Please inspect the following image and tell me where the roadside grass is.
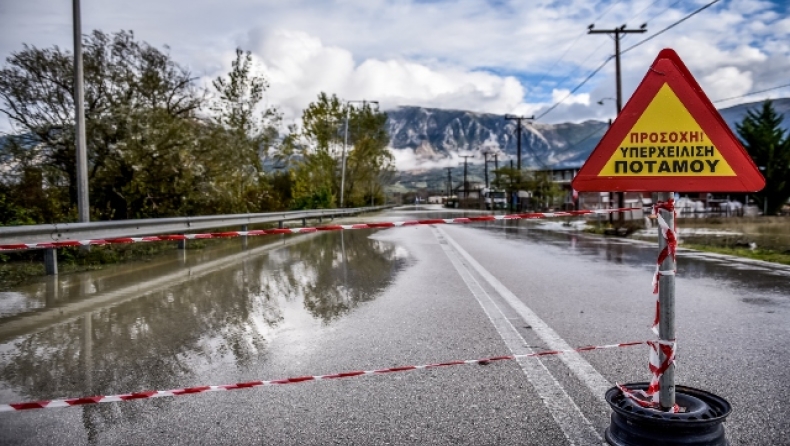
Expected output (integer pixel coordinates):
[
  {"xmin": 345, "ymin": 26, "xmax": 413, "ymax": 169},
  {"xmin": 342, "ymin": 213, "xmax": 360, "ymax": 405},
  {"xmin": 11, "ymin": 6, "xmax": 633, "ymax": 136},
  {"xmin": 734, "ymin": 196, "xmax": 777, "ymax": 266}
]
[
  {"xmin": 580, "ymin": 215, "xmax": 790, "ymax": 266},
  {"xmin": 680, "ymin": 244, "xmax": 790, "ymax": 266},
  {"xmin": 0, "ymin": 240, "xmax": 211, "ymax": 288},
  {"xmin": 0, "ymin": 212, "xmax": 386, "ymax": 289}
]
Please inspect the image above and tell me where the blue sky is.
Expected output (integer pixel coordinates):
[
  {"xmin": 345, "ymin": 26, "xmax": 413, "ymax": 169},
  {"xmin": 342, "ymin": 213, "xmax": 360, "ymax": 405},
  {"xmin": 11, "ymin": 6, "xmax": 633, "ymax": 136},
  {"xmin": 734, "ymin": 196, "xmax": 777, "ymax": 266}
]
[{"xmin": 1, "ymin": 0, "xmax": 789, "ymax": 132}]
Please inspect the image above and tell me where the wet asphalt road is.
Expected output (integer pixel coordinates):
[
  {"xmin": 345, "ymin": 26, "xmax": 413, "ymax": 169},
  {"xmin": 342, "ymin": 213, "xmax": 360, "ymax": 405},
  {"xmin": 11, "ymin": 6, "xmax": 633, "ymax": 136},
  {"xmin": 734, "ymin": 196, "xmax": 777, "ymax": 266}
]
[{"xmin": 0, "ymin": 206, "xmax": 789, "ymax": 445}]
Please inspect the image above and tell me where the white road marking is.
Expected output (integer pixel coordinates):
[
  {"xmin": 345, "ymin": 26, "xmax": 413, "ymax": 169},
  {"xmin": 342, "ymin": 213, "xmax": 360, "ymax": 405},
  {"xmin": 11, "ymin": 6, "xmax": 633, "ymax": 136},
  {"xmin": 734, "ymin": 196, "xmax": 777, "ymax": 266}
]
[
  {"xmin": 436, "ymin": 226, "xmax": 613, "ymax": 401},
  {"xmin": 434, "ymin": 228, "xmax": 603, "ymax": 445}
]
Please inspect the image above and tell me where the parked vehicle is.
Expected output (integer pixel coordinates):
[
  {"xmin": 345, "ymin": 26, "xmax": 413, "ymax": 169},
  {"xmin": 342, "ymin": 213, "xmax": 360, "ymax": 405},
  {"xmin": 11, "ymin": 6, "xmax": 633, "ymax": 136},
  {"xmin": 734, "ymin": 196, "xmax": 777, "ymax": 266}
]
[{"xmin": 482, "ymin": 188, "xmax": 506, "ymax": 210}]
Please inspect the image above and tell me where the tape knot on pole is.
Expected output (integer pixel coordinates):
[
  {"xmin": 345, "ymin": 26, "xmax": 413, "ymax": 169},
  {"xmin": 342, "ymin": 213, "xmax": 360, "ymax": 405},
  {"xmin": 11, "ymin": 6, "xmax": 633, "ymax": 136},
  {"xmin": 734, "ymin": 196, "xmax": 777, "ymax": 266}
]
[{"xmin": 617, "ymin": 340, "xmax": 679, "ymax": 413}]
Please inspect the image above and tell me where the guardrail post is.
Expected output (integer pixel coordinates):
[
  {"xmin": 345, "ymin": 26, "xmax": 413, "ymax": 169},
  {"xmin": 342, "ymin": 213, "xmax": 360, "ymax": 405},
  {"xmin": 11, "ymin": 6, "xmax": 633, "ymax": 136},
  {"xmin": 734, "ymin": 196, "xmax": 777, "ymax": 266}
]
[
  {"xmin": 45, "ymin": 276, "xmax": 59, "ymax": 306},
  {"xmin": 278, "ymin": 221, "xmax": 284, "ymax": 229},
  {"xmin": 302, "ymin": 218, "xmax": 306, "ymax": 227},
  {"xmin": 241, "ymin": 224, "xmax": 248, "ymax": 249},
  {"xmin": 177, "ymin": 237, "xmax": 186, "ymax": 250},
  {"xmin": 44, "ymin": 248, "xmax": 58, "ymax": 276}
]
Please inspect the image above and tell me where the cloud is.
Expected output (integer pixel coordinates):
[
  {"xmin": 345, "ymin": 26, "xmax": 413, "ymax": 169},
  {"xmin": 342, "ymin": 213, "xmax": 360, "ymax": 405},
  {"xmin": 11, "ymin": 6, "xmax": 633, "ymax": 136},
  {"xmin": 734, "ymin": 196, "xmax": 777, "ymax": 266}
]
[
  {"xmin": 1, "ymin": 0, "xmax": 790, "ymax": 133},
  {"xmin": 703, "ymin": 67, "xmax": 754, "ymax": 100},
  {"xmin": 235, "ymin": 28, "xmax": 528, "ymax": 122},
  {"xmin": 390, "ymin": 147, "xmax": 487, "ymax": 172}
]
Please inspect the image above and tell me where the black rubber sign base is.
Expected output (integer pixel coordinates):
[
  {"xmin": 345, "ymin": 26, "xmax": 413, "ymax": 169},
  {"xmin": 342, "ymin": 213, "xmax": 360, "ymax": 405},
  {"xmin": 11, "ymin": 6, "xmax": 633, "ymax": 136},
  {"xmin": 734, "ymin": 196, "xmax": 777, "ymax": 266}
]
[{"xmin": 605, "ymin": 383, "xmax": 732, "ymax": 446}]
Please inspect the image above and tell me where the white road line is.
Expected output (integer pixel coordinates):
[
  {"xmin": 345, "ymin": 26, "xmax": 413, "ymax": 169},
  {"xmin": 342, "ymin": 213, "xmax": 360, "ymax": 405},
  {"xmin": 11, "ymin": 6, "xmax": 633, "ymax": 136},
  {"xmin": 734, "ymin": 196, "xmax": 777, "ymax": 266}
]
[
  {"xmin": 436, "ymin": 226, "xmax": 613, "ymax": 401},
  {"xmin": 434, "ymin": 228, "xmax": 603, "ymax": 446}
]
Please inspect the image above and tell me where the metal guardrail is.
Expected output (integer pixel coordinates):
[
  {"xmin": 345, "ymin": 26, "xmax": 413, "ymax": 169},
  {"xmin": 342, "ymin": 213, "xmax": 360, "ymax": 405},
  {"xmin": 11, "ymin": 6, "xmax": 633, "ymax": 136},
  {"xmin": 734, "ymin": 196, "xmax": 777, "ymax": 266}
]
[{"xmin": 0, "ymin": 206, "xmax": 392, "ymax": 245}]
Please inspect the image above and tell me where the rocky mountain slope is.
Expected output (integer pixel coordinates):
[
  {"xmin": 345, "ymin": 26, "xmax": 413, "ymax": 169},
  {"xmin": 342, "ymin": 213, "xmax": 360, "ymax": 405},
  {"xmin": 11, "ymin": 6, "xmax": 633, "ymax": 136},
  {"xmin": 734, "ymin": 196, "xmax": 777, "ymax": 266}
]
[{"xmin": 386, "ymin": 98, "xmax": 790, "ymax": 173}]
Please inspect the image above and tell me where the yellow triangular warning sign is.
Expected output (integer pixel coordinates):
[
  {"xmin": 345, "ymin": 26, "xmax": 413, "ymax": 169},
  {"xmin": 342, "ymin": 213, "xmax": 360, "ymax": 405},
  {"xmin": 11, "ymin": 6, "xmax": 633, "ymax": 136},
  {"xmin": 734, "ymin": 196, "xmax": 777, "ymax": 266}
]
[{"xmin": 572, "ymin": 49, "xmax": 765, "ymax": 192}]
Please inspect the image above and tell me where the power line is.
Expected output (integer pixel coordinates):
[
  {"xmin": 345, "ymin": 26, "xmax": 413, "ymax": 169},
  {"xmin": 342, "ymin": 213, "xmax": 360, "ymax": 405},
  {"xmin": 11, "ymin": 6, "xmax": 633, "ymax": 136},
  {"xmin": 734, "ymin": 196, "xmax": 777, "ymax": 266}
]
[
  {"xmin": 504, "ymin": 115, "xmax": 534, "ymax": 170},
  {"xmin": 622, "ymin": 0, "xmax": 721, "ymax": 55},
  {"xmin": 624, "ymin": 0, "xmax": 661, "ymax": 23},
  {"xmin": 533, "ymin": 0, "xmax": 624, "ymax": 88},
  {"xmin": 713, "ymin": 83, "xmax": 790, "ymax": 103},
  {"xmin": 535, "ymin": 55, "xmax": 613, "ymax": 120},
  {"xmin": 547, "ymin": 40, "xmax": 610, "ymax": 92},
  {"xmin": 588, "ymin": 25, "xmax": 648, "ymax": 114},
  {"xmin": 554, "ymin": 122, "xmax": 610, "ymax": 157},
  {"xmin": 645, "ymin": 0, "xmax": 684, "ymax": 24},
  {"xmin": 535, "ymin": 0, "xmax": 720, "ymax": 121},
  {"xmin": 593, "ymin": 0, "xmax": 624, "ymax": 23}
]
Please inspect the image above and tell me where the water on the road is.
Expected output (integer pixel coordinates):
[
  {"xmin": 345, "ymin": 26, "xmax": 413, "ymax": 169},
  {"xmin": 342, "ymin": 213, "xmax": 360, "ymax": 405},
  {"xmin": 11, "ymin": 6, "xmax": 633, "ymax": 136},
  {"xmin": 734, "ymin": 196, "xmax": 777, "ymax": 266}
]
[
  {"xmin": 0, "ymin": 230, "xmax": 409, "ymax": 407},
  {"xmin": 1, "ymin": 206, "xmax": 788, "ymax": 445}
]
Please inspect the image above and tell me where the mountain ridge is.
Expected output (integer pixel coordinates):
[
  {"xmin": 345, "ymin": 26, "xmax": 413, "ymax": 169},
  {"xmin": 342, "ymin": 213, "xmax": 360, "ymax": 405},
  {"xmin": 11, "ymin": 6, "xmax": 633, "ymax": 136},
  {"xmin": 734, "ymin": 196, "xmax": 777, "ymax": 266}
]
[{"xmin": 386, "ymin": 98, "xmax": 790, "ymax": 173}]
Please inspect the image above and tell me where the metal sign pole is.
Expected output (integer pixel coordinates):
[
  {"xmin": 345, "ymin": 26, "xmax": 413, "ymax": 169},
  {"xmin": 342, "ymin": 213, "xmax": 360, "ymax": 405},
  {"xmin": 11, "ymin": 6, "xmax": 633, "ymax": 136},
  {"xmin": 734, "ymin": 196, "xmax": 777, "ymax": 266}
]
[{"xmin": 658, "ymin": 191, "xmax": 676, "ymax": 410}]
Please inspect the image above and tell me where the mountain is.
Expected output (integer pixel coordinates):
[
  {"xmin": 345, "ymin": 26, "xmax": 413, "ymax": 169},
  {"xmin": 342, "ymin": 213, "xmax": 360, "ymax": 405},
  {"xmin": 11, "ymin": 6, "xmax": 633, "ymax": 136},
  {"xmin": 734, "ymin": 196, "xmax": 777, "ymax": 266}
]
[{"xmin": 386, "ymin": 98, "xmax": 790, "ymax": 175}]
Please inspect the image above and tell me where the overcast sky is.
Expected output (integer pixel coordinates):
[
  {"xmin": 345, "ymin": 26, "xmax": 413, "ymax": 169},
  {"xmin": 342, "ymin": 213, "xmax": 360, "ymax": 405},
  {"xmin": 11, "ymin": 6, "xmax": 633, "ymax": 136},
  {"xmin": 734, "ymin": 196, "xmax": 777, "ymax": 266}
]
[{"xmin": 1, "ymin": 0, "xmax": 789, "ymax": 133}]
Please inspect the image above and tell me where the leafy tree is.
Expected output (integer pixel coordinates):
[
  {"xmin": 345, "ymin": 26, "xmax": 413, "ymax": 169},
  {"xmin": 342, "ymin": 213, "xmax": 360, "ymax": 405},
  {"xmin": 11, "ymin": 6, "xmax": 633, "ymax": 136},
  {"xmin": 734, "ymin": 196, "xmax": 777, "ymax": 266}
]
[
  {"xmin": 290, "ymin": 93, "xmax": 344, "ymax": 208},
  {"xmin": 0, "ymin": 32, "xmax": 293, "ymax": 223},
  {"xmin": 736, "ymin": 100, "xmax": 790, "ymax": 215},
  {"xmin": 0, "ymin": 30, "xmax": 204, "ymax": 220},
  {"xmin": 492, "ymin": 168, "xmax": 563, "ymax": 211},
  {"xmin": 290, "ymin": 93, "xmax": 392, "ymax": 209},
  {"xmin": 205, "ymin": 48, "xmax": 281, "ymax": 213},
  {"xmin": 342, "ymin": 103, "xmax": 394, "ymax": 207}
]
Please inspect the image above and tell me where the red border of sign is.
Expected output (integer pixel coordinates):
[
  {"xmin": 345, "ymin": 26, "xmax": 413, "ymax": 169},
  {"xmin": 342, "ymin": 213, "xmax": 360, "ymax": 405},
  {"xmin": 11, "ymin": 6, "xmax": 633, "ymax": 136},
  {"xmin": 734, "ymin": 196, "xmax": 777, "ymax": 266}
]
[{"xmin": 572, "ymin": 49, "xmax": 765, "ymax": 192}]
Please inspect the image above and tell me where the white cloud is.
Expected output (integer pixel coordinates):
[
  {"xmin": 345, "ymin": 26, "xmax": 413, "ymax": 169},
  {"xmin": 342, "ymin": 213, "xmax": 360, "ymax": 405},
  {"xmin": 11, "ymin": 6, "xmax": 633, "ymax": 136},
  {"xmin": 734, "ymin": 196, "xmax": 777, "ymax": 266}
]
[
  {"xmin": 1, "ymin": 0, "xmax": 789, "ymax": 132},
  {"xmin": 390, "ymin": 147, "xmax": 487, "ymax": 172},
  {"xmin": 703, "ymin": 67, "xmax": 754, "ymax": 100},
  {"xmin": 238, "ymin": 29, "xmax": 529, "ymax": 122},
  {"xmin": 551, "ymin": 89, "xmax": 590, "ymax": 106}
]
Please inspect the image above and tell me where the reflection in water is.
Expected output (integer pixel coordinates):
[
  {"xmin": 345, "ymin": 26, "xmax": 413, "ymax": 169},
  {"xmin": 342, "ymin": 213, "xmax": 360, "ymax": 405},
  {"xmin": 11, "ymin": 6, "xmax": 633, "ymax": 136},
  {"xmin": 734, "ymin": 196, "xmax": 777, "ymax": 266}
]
[
  {"xmin": 0, "ymin": 230, "xmax": 407, "ymax": 439},
  {"xmin": 481, "ymin": 221, "xmax": 790, "ymax": 295}
]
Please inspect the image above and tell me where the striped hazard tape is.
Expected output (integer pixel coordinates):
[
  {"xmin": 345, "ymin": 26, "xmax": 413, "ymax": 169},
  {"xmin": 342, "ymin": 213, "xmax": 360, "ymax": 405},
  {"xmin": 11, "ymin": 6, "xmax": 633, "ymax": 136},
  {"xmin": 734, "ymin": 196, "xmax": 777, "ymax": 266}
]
[
  {"xmin": 0, "ymin": 340, "xmax": 647, "ymax": 412},
  {"xmin": 619, "ymin": 198, "xmax": 679, "ymax": 412},
  {"xmin": 0, "ymin": 208, "xmax": 640, "ymax": 252}
]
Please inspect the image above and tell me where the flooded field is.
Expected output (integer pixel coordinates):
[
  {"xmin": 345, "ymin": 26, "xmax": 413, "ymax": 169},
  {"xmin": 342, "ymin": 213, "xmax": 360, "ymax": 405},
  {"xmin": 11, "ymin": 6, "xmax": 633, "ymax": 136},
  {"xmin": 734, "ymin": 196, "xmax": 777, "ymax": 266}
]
[{"xmin": 675, "ymin": 216, "xmax": 790, "ymax": 251}]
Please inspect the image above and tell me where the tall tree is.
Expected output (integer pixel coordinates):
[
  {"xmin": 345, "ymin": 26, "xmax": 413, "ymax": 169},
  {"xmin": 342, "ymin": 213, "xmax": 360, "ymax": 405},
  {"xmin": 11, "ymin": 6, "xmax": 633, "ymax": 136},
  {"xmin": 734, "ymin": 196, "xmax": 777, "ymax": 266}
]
[
  {"xmin": 290, "ymin": 93, "xmax": 392, "ymax": 209},
  {"xmin": 206, "ymin": 48, "xmax": 280, "ymax": 213},
  {"xmin": 343, "ymin": 102, "xmax": 393, "ymax": 207},
  {"xmin": 0, "ymin": 30, "xmax": 204, "ymax": 220},
  {"xmin": 291, "ymin": 93, "xmax": 344, "ymax": 209},
  {"xmin": 736, "ymin": 100, "xmax": 790, "ymax": 215}
]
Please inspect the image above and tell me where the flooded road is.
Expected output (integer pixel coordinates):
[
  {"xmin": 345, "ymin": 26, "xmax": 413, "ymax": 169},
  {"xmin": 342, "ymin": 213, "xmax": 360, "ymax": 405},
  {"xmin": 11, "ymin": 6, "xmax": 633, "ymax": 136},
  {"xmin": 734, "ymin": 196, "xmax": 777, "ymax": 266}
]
[{"xmin": 1, "ymin": 206, "xmax": 788, "ymax": 445}]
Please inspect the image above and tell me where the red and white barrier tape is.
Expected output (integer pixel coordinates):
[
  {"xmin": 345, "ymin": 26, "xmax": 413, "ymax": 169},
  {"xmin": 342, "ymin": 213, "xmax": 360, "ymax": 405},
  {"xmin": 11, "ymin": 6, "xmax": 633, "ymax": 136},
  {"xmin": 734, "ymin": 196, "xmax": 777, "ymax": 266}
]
[
  {"xmin": 620, "ymin": 199, "xmax": 678, "ymax": 412},
  {"xmin": 0, "ymin": 340, "xmax": 647, "ymax": 413},
  {"xmin": 0, "ymin": 208, "xmax": 640, "ymax": 252},
  {"xmin": 616, "ymin": 340, "xmax": 677, "ymax": 411}
]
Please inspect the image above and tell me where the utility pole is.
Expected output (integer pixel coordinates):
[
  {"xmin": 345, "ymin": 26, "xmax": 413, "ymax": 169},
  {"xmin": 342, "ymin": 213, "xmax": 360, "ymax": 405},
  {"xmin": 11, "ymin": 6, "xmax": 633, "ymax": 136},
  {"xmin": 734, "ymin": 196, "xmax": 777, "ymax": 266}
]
[
  {"xmin": 461, "ymin": 155, "xmax": 471, "ymax": 200},
  {"xmin": 504, "ymin": 115, "xmax": 534, "ymax": 171},
  {"xmin": 589, "ymin": 24, "xmax": 646, "ymax": 223},
  {"xmin": 588, "ymin": 23, "xmax": 647, "ymax": 114},
  {"xmin": 509, "ymin": 160, "xmax": 514, "ymax": 212},
  {"xmin": 446, "ymin": 167, "xmax": 453, "ymax": 198},
  {"xmin": 341, "ymin": 100, "xmax": 379, "ymax": 208},
  {"xmin": 492, "ymin": 153, "xmax": 500, "ymax": 191},
  {"xmin": 483, "ymin": 152, "xmax": 490, "ymax": 188},
  {"xmin": 73, "ymin": 0, "xmax": 88, "ymax": 223}
]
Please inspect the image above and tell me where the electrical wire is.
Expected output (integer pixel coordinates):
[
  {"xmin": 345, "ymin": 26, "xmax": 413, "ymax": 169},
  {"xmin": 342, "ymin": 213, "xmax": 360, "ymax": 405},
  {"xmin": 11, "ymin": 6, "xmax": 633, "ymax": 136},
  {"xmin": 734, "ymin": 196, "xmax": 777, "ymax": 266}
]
[
  {"xmin": 621, "ymin": 0, "xmax": 721, "ymax": 54},
  {"xmin": 624, "ymin": 0, "xmax": 661, "ymax": 24},
  {"xmin": 535, "ymin": 0, "xmax": 721, "ymax": 121},
  {"xmin": 547, "ymin": 40, "xmax": 610, "ymax": 92},
  {"xmin": 593, "ymin": 0, "xmax": 624, "ymax": 23},
  {"xmin": 535, "ymin": 55, "xmax": 614, "ymax": 121},
  {"xmin": 555, "ymin": 122, "xmax": 610, "ymax": 156},
  {"xmin": 713, "ymin": 83, "xmax": 790, "ymax": 103},
  {"xmin": 533, "ymin": 0, "xmax": 625, "ymax": 90}
]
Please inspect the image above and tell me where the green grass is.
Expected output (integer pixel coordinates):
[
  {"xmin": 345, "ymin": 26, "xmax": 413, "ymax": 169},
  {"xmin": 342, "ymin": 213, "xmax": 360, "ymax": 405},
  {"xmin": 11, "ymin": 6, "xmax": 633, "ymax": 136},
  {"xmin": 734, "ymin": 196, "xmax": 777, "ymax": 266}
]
[
  {"xmin": 681, "ymin": 244, "xmax": 790, "ymax": 266},
  {"xmin": 0, "ymin": 238, "xmax": 216, "ymax": 289},
  {"xmin": 0, "ymin": 218, "xmax": 332, "ymax": 289}
]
